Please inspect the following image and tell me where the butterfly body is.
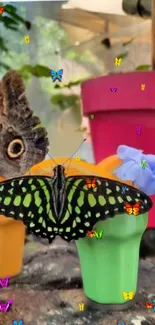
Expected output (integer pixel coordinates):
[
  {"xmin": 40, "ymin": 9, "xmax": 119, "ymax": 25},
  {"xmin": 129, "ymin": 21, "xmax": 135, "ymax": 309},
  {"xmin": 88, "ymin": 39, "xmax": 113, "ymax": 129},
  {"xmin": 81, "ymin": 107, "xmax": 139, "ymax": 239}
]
[
  {"xmin": 0, "ymin": 165, "xmax": 152, "ymax": 243},
  {"xmin": 51, "ymin": 165, "xmax": 66, "ymax": 217},
  {"xmin": 50, "ymin": 69, "xmax": 63, "ymax": 82}
]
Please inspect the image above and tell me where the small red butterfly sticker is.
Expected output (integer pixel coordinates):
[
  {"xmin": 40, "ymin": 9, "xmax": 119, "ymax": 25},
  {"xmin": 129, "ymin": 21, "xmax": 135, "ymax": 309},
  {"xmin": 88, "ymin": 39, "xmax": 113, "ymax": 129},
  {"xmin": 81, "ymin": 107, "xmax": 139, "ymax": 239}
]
[
  {"xmin": 145, "ymin": 302, "xmax": 153, "ymax": 309},
  {"xmin": 87, "ymin": 229, "xmax": 96, "ymax": 238},
  {"xmin": 86, "ymin": 178, "xmax": 96, "ymax": 189},
  {"xmin": 124, "ymin": 201, "xmax": 141, "ymax": 216},
  {"xmin": 0, "ymin": 6, "xmax": 5, "ymax": 15}
]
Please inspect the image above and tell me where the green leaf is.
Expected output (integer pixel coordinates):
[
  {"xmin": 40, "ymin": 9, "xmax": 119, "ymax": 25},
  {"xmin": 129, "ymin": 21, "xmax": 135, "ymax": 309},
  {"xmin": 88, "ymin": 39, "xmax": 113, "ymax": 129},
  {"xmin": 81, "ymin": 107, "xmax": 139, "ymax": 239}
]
[
  {"xmin": 53, "ymin": 78, "xmax": 87, "ymax": 89},
  {"xmin": 51, "ymin": 94, "xmax": 80, "ymax": 111},
  {"xmin": 122, "ymin": 38, "xmax": 135, "ymax": 46},
  {"xmin": 18, "ymin": 65, "xmax": 51, "ymax": 78},
  {"xmin": 5, "ymin": 4, "xmax": 25, "ymax": 24},
  {"xmin": 0, "ymin": 16, "xmax": 19, "ymax": 28},
  {"xmin": 135, "ymin": 65, "xmax": 151, "ymax": 71},
  {"xmin": 116, "ymin": 52, "xmax": 129, "ymax": 60},
  {"xmin": 0, "ymin": 62, "xmax": 11, "ymax": 70},
  {"xmin": 0, "ymin": 36, "xmax": 8, "ymax": 52}
]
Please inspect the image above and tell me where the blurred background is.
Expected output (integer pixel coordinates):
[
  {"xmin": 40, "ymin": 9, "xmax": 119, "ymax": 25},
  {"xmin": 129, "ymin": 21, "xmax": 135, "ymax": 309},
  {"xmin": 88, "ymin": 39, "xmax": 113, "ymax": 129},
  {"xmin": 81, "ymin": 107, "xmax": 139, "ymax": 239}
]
[{"xmin": 0, "ymin": 0, "xmax": 152, "ymax": 162}]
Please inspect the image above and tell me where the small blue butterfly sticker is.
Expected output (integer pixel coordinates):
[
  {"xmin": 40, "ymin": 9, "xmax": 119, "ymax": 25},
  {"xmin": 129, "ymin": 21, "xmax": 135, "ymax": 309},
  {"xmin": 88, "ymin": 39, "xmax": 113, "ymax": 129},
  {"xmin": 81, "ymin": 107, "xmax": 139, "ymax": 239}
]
[
  {"xmin": 122, "ymin": 186, "xmax": 127, "ymax": 194},
  {"xmin": 50, "ymin": 69, "xmax": 63, "ymax": 82},
  {"xmin": 12, "ymin": 320, "xmax": 24, "ymax": 325}
]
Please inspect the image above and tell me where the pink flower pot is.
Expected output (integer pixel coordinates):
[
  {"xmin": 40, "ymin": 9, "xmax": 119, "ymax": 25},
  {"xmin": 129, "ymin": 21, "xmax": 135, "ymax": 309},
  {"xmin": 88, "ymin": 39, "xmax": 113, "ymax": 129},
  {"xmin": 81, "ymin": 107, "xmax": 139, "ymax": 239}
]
[{"xmin": 81, "ymin": 71, "xmax": 155, "ymax": 228}]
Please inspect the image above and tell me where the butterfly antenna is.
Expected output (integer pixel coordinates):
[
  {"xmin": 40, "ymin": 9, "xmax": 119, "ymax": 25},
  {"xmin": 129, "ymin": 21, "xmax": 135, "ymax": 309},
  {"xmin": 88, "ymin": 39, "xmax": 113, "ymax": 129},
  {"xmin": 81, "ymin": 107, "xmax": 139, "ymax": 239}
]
[
  {"xmin": 46, "ymin": 153, "xmax": 59, "ymax": 166},
  {"xmin": 62, "ymin": 138, "xmax": 87, "ymax": 166}
]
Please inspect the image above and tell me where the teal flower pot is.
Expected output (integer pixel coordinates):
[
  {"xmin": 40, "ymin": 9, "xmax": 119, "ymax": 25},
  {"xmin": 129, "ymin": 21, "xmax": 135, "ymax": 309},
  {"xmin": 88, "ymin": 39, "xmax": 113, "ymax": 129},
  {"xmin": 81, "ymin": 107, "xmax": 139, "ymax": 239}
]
[{"xmin": 76, "ymin": 212, "xmax": 148, "ymax": 307}]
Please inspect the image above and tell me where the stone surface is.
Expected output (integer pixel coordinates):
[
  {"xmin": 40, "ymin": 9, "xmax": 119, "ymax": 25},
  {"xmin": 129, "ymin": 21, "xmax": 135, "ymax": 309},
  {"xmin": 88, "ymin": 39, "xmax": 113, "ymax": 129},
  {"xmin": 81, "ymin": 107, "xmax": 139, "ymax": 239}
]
[{"xmin": 0, "ymin": 237, "xmax": 155, "ymax": 325}]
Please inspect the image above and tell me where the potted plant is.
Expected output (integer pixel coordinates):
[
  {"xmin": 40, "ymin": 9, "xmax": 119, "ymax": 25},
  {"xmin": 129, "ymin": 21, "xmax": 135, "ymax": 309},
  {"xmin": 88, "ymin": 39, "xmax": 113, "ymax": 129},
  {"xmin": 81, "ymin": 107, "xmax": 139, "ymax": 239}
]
[
  {"xmin": 0, "ymin": 215, "xmax": 25, "ymax": 278},
  {"xmin": 0, "ymin": 156, "xmax": 152, "ymax": 310},
  {"xmin": 75, "ymin": 148, "xmax": 153, "ymax": 309},
  {"xmin": 81, "ymin": 70, "xmax": 155, "ymax": 235}
]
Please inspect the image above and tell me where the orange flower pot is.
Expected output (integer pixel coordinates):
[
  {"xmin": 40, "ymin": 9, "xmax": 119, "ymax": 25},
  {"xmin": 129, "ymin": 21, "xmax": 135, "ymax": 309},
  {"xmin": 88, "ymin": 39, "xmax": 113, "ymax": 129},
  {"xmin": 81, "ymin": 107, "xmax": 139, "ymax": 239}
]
[
  {"xmin": 0, "ymin": 176, "xmax": 25, "ymax": 278},
  {"xmin": 97, "ymin": 154, "xmax": 135, "ymax": 186},
  {"xmin": 0, "ymin": 217, "xmax": 25, "ymax": 278},
  {"xmin": 97, "ymin": 155, "xmax": 139, "ymax": 194}
]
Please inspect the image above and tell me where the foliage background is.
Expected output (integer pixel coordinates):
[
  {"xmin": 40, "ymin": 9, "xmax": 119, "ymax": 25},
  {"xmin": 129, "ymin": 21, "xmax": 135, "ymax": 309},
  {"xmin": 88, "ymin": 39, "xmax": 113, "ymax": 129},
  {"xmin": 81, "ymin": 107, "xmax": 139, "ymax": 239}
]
[{"xmin": 0, "ymin": 2, "xmax": 152, "ymax": 159}]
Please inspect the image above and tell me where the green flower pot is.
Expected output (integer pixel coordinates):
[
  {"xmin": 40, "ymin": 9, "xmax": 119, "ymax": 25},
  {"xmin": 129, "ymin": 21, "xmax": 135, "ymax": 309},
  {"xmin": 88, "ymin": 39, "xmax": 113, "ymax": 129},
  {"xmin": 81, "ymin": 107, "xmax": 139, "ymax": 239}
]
[{"xmin": 76, "ymin": 212, "xmax": 148, "ymax": 307}]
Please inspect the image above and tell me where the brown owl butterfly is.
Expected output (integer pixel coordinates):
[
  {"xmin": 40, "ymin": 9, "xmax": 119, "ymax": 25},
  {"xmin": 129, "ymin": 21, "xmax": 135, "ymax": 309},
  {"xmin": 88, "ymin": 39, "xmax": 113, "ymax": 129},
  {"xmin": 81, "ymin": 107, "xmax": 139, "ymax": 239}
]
[{"xmin": 0, "ymin": 70, "xmax": 49, "ymax": 178}]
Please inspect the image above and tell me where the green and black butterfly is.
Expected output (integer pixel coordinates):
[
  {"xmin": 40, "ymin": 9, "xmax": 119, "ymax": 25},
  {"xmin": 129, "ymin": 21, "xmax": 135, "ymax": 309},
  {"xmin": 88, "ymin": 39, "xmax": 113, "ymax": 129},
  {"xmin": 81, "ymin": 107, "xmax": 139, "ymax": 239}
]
[{"xmin": 0, "ymin": 164, "xmax": 152, "ymax": 243}]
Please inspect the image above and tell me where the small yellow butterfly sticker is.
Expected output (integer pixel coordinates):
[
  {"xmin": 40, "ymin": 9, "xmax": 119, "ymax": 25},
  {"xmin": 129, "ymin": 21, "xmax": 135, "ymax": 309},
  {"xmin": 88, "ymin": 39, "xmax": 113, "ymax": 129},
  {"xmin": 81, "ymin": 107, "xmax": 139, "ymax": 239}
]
[
  {"xmin": 115, "ymin": 57, "xmax": 122, "ymax": 65},
  {"xmin": 122, "ymin": 291, "xmax": 135, "ymax": 300}
]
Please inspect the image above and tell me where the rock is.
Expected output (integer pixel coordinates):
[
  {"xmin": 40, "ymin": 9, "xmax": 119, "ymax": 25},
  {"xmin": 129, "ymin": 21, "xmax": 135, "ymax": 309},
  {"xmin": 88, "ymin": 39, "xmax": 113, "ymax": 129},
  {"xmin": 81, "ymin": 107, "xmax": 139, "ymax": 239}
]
[
  {"xmin": 140, "ymin": 229, "xmax": 155, "ymax": 259},
  {"xmin": 0, "ymin": 237, "xmax": 155, "ymax": 325}
]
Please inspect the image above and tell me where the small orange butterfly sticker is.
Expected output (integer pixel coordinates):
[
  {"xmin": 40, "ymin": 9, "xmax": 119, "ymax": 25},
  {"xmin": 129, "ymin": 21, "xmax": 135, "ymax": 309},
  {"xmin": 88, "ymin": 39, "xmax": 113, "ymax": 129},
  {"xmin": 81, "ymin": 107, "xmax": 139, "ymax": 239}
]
[
  {"xmin": 87, "ymin": 229, "xmax": 96, "ymax": 238},
  {"xmin": 145, "ymin": 302, "xmax": 153, "ymax": 309},
  {"xmin": 124, "ymin": 201, "xmax": 141, "ymax": 216},
  {"xmin": 0, "ymin": 6, "xmax": 5, "ymax": 15},
  {"xmin": 86, "ymin": 178, "xmax": 96, "ymax": 189}
]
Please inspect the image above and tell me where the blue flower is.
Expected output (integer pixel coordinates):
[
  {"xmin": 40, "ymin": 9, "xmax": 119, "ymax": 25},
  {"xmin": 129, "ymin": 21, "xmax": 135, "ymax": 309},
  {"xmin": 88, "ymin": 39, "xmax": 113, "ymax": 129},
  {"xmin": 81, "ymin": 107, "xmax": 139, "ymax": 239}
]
[{"xmin": 114, "ymin": 145, "xmax": 155, "ymax": 195}]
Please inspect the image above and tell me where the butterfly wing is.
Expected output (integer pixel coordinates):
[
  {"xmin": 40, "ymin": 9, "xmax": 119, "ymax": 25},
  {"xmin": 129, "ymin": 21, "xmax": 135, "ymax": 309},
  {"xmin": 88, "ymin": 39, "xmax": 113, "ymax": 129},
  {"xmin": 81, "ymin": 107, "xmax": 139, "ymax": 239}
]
[
  {"xmin": 86, "ymin": 178, "xmax": 91, "ymax": 189},
  {"xmin": 129, "ymin": 291, "xmax": 134, "ymax": 299},
  {"xmin": 87, "ymin": 230, "xmax": 94, "ymax": 238},
  {"xmin": 0, "ymin": 176, "xmax": 57, "ymax": 243},
  {"xmin": 50, "ymin": 70, "xmax": 57, "ymax": 81},
  {"xmin": 132, "ymin": 201, "xmax": 141, "ymax": 216},
  {"xmin": 88, "ymin": 228, "xmax": 96, "ymax": 237},
  {"xmin": 0, "ymin": 7, "xmax": 5, "ymax": 14},
  {"xmin": 92, "ymin": 178, "xmax": 96, "ymax": 188},
  {"xmin": 0, "ymin": 70, "xmax": 49, "ymax": 178},
  {"xmin": 146, "ymin": 303, "xmax": 152, "ymax": 308},
  {"xmin": 58, "ymin": 69, "xmax": 63, "ymax": 75},
  {"xmin": 58, "ymin": 176, "xmax": 152, "ymax": 242},
  {"xmin": 0, "ymin": 174, "xmax": 152, "ymax": 244},
  {"xmin": 122, "ymin": 292, "xmax": 127, "ymax": 299},
  {"xmin": 19, "ymin": 320, "xmax": 24, "ymax": 325},
  {"xmin": 124, "ymin": 202, "xmax": 133, "ymax": 215},
  {"xmin": 57, "ymin": 69, "xmax": 63, "ymax": 82}
]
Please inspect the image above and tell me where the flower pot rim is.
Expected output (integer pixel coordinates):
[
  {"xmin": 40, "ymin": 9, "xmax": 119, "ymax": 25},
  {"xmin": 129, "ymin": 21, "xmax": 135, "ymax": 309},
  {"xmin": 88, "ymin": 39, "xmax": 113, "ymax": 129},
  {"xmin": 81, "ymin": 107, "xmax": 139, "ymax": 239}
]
[{"xmin": 81, "ymin": 71, "xmax": 155, "ymax": 114}]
